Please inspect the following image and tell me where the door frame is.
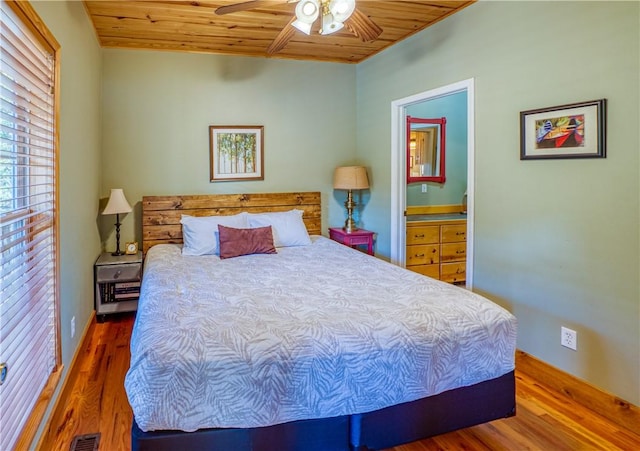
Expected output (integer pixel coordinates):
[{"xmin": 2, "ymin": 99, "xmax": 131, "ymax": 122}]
[{"xmin": 390, "ymin": 78, "xmax": 475, "ymax": 287}]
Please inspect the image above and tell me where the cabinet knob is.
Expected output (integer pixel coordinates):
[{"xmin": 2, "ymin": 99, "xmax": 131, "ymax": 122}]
[
  {"xmin": 114, "ymin": 270, "xmax": 121, "ymax": 279},
  {"xmin": 415, "ymin": 253, "xmax": 425, "ymax": 257},
  {"xmin": 456, "ymin": 250, "xmax": 465, "ymax": 254},
  {"xmin": 415, "ymin": 234, "xmax": 425, "ymax": 238}
]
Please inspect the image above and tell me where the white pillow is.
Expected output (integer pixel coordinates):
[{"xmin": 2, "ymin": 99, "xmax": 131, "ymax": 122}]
[
  {"xmin": 247, "ymin": 209, "xmax": 311, "ymax": 248},
  {"xmin": 180, "ymin": 213, "xmax": 248, "ymax": 256}
]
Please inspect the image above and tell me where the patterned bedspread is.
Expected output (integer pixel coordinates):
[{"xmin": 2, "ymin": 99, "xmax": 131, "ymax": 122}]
[{"xmin": 125, "ymin": 237, "xmax": 516, "ymax": 432}]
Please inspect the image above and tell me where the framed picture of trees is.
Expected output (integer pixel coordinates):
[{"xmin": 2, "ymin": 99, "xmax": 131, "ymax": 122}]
[{"xmin": 209, "ymin": 125, "xmax": 264, "ymax": 181}]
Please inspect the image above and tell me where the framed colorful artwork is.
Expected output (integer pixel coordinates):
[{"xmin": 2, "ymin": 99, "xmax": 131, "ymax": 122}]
[
  {"xmin": 520, "ymin": 99, "xmax": 606, "ymax": 160},
  {"xmin": 209, "ymin": 125, "xmax": 264, "ymax": 181}
]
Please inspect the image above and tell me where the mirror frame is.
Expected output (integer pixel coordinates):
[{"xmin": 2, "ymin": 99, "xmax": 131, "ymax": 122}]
[{"xmin": 406, "ymin": 116, "xmax": 446, "ymax": 184}]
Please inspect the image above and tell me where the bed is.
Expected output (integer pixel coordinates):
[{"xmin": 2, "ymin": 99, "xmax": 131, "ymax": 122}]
[{"xmin": 127, "ymin": 192, "xmax": 516, "ymax": 451}]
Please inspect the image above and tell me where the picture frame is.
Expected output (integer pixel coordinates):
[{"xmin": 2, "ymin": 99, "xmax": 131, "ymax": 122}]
[
  {"xmin": 520, "ymin": 99, "xmax": 606, "ymax": 160},
  {"xmin": 406, "ymin": 116, "xmax": 446, "ymax": 184},
  {"xmin": 209, "ymin": 125, "xmax": 264, "ymax": 181}
]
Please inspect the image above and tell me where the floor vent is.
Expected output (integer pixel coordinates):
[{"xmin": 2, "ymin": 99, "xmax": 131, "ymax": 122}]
[{"xmin": 70, "ymin": 433, "xmax": 100, "ymax": 451}]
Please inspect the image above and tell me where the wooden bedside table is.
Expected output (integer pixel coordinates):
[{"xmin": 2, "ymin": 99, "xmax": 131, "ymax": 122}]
[
  {"xmin": 94, "ymin": 252, "xmax": 142, "ymax": 321},
  {"xmin": 328, "ymin": 227, "xmax": 375, "ymax": 255}
]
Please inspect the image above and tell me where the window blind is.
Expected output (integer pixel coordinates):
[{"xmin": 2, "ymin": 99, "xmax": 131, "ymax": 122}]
[{"xmin": 0, "ymin": 2, "xmax": 59, "ymax": 449}]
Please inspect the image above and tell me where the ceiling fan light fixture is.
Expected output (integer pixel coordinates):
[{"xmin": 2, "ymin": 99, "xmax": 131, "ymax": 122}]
[
  {"xmin": 320, "ymin": 12, "xmax": 343, "ymax": 35},
  {"xmin": 292, "ymin": 19, "xmax": 313, "ymax": 35},
  {"xmin": 329, "ymin": 0, "xmax": 355, "ymax": 22},
  {"xmin": 295, "ymin": 0, "xmax": 320, "ymax": 23}
]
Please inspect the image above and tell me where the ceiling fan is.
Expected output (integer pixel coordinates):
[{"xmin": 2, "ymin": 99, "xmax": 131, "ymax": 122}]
[{"xmin": 215, "ymin": 0, "xmax": 383, "ymax": 54}]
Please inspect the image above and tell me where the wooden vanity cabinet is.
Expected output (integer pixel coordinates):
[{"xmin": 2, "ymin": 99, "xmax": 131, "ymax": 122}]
[
  {"xmin": 406, "ymin": 220, "xmax": 466, "ymax": 284},
  {"xmin": 405, "ymin": 224, "xmax": 440, "ymax": 278}
]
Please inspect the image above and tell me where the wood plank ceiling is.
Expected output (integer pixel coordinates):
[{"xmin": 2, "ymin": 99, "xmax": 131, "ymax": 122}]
[{"xmin": 83, "ymin": 1, "xmax": 475, "ymax": 64}]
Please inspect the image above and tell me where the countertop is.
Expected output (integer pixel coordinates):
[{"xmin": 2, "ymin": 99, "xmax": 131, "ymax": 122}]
[{"xmin": 406, "ymin": 213, "xmax": 467, "ymax": 222}]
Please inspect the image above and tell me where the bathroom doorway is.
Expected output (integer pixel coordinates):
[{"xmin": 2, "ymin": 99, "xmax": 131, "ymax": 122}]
[{"xmin": 390, "ymin": 79, "xmax": 475, "ymax": 287}]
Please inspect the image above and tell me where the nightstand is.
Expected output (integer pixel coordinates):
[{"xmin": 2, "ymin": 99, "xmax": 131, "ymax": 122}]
[
  {"xmin": 328, "ymin": 227, "xmax": 375, "ymax": 255},
  {"xmin": 94, "ymin": 252, "xmax": 142, "ymax": 321}
]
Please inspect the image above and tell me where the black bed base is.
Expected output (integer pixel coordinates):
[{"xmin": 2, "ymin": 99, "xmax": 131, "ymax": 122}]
[{"xmin": 131, "ymin": 371, "xmax": 515, "ymax": 451}]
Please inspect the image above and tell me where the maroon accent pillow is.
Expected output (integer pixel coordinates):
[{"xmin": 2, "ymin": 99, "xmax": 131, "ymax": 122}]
[{"xmin": 217, "ymin": 225, "xmax": 277, "ymax": 259}]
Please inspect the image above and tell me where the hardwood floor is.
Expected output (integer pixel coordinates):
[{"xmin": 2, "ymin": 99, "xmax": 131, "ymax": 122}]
[{"xmin": 47, "ymin": 314, "xmax": 640, "ymax": 450}]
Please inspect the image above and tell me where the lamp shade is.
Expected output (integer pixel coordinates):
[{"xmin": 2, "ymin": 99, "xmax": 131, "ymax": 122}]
[
  {"xmin": 292, "ymin": 19, "xmax": 313, "ymax": 35},
  {"xmin": 329, "ymin": 0, "xmax": 355, "ymax": 22},
  {"xmin": 333, "ymin": 166, "xmax": 369, "ymax": 190},
  {"xmin": 295, "ymin": 0, "xmax": 320, "ymax": 23},
  {"xmin": 102, "ymin": 188, "xmax": 132, "ymax": 215}
]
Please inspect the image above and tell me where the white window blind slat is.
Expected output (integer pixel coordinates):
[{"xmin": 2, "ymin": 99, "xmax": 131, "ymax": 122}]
[
  {"xmin": 0, "ymin": 38, "xmax": 51, "ymax": 89},
  {"xmin": 0, "ymin": 130, "xmax": 52, "ymax": 152},
  {"xmin": 1, "ymin": 210, "xmax": 53, "ymax": 241},
  {"xmin": 0, "ymin": 102, "xmax": 53, "ymax": 135},
  {"xmin": 2, "ymin": 262, "xmax": 53, "ymax": 325},
  {"xmin": 2, "ymin": 261, "xmax": 52, "ymax": 332},
  {"xmin": 3, "ymin": 307, "xmax": 53, "ymax": 377},
  {"xmin": 2, "ymin": 253, "xmax": 53, "ymax": 309},
  {"xmin": 0, "ymin": 2, "xmax": 59, "ymax": 449},
  {"xmin": 0, "ymin": 147, "xmax": 55, "ymax": 162},
  {"xmin": 0, "ymin": 76, "xmax": 52, "ymax": 116},
  {"xmin": 0, "ymin": 22, "xmax": 53, "ymax": 89},
  {"xmin": 0, "ymin": 91, "xmax": 53, "ymax": 129},
  {"xmin": 0, "ymin": 52, "xmax": 51, "ymax": 102},
  {"xmin": 0, "ymin": 196, "xmax": 54, "ymax": 219},
  {"xmin": 1, "ymin": 302, "xmax": 52, "ymax": 376},
  {"xmin": 1, "ymin": 183, "xmax": 55, "ymax": 200},
  {"xmin": 0, "ymin": 108, "xmax": 53, "ymax": 138},
  {"xmin": 1, "ymin": 319, "xmax": 53, "ymax": 433},
  {"xmin": 0, "ymin": 72, "xmax": 54, "ymax": 118},
  {"xmin": 0, "ymin": 294, "xmax": 54, "ymax": 441},
  {"xmin": 1, "ymin": 225, "xmax": 53, "ymax": 266},
  {"xmin": 2, "ymin": 254, "xmax": 52, "ymax": 306},
  {"xmin": 0, "ymin": 12, "xmax": 52, "ymax": 70},
  {"xmin": 1, "ymin": 341, "xmax": 51, "ymax": 447}
]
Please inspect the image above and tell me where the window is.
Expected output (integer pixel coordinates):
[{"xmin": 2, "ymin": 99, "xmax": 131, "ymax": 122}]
[{"xmin": 0, "ymin": 1, "xmax": 61, "ymax": 449}]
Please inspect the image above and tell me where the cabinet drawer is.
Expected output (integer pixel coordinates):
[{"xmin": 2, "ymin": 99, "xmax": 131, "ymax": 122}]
[
  {"xmin": 441, "ymin": 224, "xmax": 466, "ymax": 243},
  {"xmin": 441, "ymin": 243, "xmax": 466, "ymax": 262},
  {"xmin": 407, "ymin": 264, "xmax": 440, "ymax": 279},
  {"xmin": 406, "ymin": 226, "xmax": 439, "ymax": 245},
  {"xmin": 343, "ymin": 235, "xmax": 370, "ymax": 246},
  {"xmin": 440, "ymin": 262, "xmax": 466, "ymax": 283},
  {"xmin": 96, "ymin": 263, "xmax": 141, "ymax": 283},
  {"xmin": 406, "ymin": 244, "xmax": 439, "ymax": 266}
]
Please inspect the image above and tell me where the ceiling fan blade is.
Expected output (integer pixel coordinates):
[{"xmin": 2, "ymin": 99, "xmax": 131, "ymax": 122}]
[
  {"xmin": 267, "ymin": 17, "xmax": 296, "ymax": 54},
  {"xmin": 215, "ymin": 1, "xmax": 288, "ymax": 16},
  {"xmin": 344, "ymin": 8, "xmax": 382, "ymax": 42}
]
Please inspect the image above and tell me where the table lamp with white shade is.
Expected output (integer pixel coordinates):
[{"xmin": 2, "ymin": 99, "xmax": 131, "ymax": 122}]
[{"xmin": 102, "ymin": 188, "xmax": 132, "ymax": 256}]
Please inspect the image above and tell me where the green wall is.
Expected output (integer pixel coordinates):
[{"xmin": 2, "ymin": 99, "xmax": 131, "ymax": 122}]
[
  {"xmin": 28, "ymin": 2, "xmax": 639, "ymax": 444},
  {"xmin": 406, "ymin": 91, "xmax": 467, "ymax": 206},
  {"xmin": 30, "ymin": 0, "xmax": 103, "ymax": 442},
  {"xmin": 100, "ymin": 50, "xmax": 357, "ymax": 249},
  {"xmin": 356, "ymin": 1, "xmax": 639, "ymax": 405}
]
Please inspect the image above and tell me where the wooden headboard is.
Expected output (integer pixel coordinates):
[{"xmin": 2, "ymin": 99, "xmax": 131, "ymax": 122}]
[{"xmin": 142, "ymin": 192, "xmax": 321, "ymax": 254}]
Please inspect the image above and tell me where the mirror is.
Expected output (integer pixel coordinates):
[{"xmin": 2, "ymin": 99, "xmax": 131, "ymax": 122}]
[{"xmin": 406, "ymin": 116, "xmax": 446, "ymax": 184}]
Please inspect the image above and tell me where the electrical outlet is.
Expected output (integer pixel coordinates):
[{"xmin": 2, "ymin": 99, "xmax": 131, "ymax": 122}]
[
  {"xmin": 421, "ymin": 184, "xmax": 427, "ymax": 193},
  {"xmin": 71, "ymin": 316, "xmax": 76, "ymax": 339},
  {"xmin": 561, "ymin": 326, "xmax": 577, "ymax": 351}
]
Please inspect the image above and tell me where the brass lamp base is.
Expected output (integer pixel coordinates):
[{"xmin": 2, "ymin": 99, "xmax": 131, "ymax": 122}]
[{"xmin": 343, "ymin": 189, "xmax": 358, "ymax": 233}]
